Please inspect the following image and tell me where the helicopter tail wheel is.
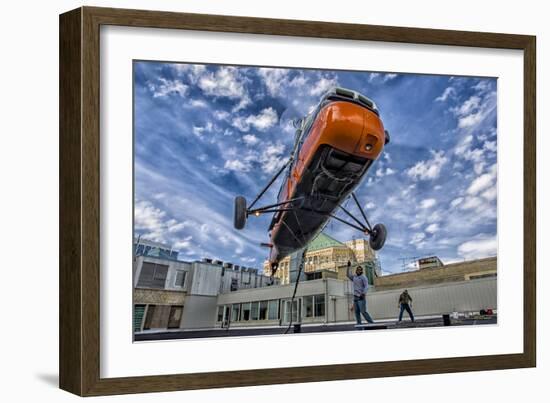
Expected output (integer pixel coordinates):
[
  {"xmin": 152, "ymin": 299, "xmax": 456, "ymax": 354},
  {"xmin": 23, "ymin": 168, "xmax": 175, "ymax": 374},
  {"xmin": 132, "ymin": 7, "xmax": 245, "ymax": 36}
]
[
  {"xmin": 369, "ymin": 223, "xmax": 387, "ymax": 251},
  {"xmin": 234, "ymin": 196, "xmax": 247, "ymax": 230}
]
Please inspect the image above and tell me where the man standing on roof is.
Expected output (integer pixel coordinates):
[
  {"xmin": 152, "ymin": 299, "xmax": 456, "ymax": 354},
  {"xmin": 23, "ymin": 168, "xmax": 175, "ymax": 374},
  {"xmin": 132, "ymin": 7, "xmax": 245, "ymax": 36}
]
[
  {"xmin": 347, "ymin": 261, "xmax": 374, "ymax": 325},
  {"xmin": 398, "ymin": 290, "xmax": 415, "ymax": 322}
]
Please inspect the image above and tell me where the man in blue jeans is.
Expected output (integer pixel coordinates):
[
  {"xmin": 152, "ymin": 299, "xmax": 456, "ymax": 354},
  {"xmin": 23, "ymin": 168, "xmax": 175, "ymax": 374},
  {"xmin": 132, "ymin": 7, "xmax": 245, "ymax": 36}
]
[
  {"xmin": 346, "ymin": 261, "xmax": 374, "ymax": 325},
  {"xmin": 398, "ymin": 289, "xmax": 415, "ymax": 322}
]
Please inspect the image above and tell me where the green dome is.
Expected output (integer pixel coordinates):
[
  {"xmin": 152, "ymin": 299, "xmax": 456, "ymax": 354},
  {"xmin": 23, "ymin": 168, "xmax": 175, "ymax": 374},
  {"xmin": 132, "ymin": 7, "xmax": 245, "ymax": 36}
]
[{"xmin": 307, "ymin": 232, "xmax": 345, "ymax": 252}]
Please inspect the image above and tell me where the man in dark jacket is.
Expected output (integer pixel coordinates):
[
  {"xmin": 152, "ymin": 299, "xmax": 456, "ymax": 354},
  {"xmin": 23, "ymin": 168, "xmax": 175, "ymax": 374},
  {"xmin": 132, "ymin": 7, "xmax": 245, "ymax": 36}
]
[{"xmin": 398, "ymin": 289, "xmax": 415, "ymax": 322}]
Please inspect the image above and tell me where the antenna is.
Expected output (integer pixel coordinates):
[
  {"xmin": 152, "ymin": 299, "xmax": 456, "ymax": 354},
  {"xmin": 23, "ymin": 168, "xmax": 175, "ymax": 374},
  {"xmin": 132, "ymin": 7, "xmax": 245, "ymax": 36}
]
[{"xmin": 398, "ymin": 253, "xmax": 435, "ymax": 272}]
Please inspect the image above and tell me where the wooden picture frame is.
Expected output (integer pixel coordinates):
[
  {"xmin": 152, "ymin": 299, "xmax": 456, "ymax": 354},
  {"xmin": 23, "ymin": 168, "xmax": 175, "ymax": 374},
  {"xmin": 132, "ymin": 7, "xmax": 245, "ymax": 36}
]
[{"xmin": 59, "ymin": 6, "xmax": 536, "ymax": 396}]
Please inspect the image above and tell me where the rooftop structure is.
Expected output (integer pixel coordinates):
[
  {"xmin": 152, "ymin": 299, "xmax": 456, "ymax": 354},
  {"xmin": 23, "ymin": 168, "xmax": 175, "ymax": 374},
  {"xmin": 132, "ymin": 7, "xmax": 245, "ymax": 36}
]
[
  {"xmin": 264, "ymin": 232, "xmax": 379, "ymax": 284},
  {"xmin": 133, "ymin": 237, "xmax": 179, "ymax": 260}
]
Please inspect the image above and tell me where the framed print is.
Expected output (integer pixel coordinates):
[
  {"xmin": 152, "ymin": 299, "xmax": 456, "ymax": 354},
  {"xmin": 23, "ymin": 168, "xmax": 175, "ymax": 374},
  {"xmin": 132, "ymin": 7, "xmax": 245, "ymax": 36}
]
[{"xmin": 59, "ymin": 6, "xmax": 536, "ymax": 396}]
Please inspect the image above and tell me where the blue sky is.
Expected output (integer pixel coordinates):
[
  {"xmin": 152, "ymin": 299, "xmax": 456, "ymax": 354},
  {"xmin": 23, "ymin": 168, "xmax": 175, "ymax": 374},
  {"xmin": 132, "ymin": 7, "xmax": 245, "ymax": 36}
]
[{"xmin": 133, "ymin": 61, "xmax": 497, "ymax": 274}]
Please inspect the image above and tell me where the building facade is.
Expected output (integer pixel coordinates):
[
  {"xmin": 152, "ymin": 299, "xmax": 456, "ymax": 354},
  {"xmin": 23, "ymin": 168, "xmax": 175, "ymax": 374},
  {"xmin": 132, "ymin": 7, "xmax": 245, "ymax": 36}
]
[
  {"xmin": 263, "ymin": 233, "xmax": 379, "ymax": 285},
  {"xmin": 217, "ymin": 256, "xmax": 497, "ymax": 328},
  {"xmin": 133, "ymin": 256, "xmax": 278, "ymax": 332},
  {"xmin": 134, "ymin": 253, "xmax": 497, "ymax": 334},
  {"xmin": 215, "ymin": 274, "xmax": 497, "ymax": 328}
]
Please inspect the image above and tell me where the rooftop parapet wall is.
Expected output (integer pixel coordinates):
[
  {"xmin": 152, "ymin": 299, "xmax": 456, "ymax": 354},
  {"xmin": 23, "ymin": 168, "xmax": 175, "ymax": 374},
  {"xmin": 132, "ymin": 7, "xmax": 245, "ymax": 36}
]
[{"xmin": 373, "ymin": 256, "xmax": 497, "ymax": 291}]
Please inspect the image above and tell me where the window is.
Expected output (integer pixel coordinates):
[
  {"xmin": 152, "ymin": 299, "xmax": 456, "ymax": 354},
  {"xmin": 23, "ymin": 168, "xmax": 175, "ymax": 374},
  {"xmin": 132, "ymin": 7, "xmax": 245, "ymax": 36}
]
[
  {"xmin": 303, "ymin": 295, "xmax": 325, "ymax": 318},
  {"xmin": 137, "ymin": 262, "xmax": 168, "ymax": 288},
  {"xmin": 250, "ymin": 301, "xmax": 259, "ymax": 320},
  {"xmin": 134, "ymin": 304, "xmax": 146, "ymax": 332},
  {"xmin": 231, "ymin": 304, "xmax": 240, "ymax": 322},
  {"xmin": 174, "ymin": 270, "xmax": 186, "ymax": 288},
  {"xmin": 268, "ymin": 300, "xmax": 279, "ymax": 320},
  {"xmin": 303, "ymin": 296, "xmax": 314, "ymax": 318},
  {"xmin": 259, "ymin": 301, "xmax": 268, "ymax": 320},
  {"xmin": 217, "ymin": 306, "xmax": 224, "ymax": 322},
  {"xmin": 306, "ymin": 272, "xmax": 322, "ymax": 281},
  {"xmin": 241, "ymin": 302, "xmax": 251, "ymax": 321},
  {"xmin": 168, "ymin": 305, "xmax": 183, "ymax": 329},
  {"xmin": 314, "ymin": 294, "xmax": 325, "ymax": 317}
]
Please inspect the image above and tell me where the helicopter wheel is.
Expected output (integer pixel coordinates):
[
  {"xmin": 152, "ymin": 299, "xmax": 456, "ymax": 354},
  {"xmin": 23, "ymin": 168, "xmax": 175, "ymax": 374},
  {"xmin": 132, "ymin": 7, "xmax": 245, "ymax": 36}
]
[
  {"xmin": 369, "ymin": 223, "xmax": 387, "ymax": 251},
  {"xmin": 234, "ymin": 196, "xmax": 247, "ymax": 230}
]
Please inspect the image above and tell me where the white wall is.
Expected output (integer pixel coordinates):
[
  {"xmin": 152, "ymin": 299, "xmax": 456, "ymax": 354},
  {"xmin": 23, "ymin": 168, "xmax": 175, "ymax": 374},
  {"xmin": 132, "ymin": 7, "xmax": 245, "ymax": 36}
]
[
  {"xmin": 367, "ymin": 278, "xmax": 497, "ymax": 319},
  {"xmin": 1, "ymin": 0, "xmax": 546, "ymax": 402},
  {"xmin": 189, "ymin": 262, "xmax": 223, "ymax": 296}
]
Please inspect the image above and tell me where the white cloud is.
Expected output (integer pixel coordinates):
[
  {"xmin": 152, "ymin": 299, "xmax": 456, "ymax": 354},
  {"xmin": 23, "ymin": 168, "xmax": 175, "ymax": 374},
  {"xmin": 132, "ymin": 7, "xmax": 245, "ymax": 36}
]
[
  {"xmin": 461, "ymin": 196, "xmax": 483, "ymax": 210},
  {"xmin": 240, "ymin": 256, "xmax": 257, "ymax": 263},
  {"xmin": 375, "ymin": 167, "xmax": 396, "ymax": 177},
  {"xmin": 401, "ymin": 184, "xmax": 416, "ymax": 197},
  {"xmin": 425, "ymin": 223, "xmax": 439, "ymax": 234},
  {"xmin": 213, "ymin": 110, "xmax": 230, "ymax": 121},
  {"xmin": 452, "ymin": 90, "xmax": 497, "ymax": 130},
  {"xmin": 134, "ymin": 200, "xmax": 189, "ymax": 244},
  {"xmin": 259, "ymin": 142, "xmax": 286, "ymax": 174},
  {"xmin": 455, "ymin": 135, "xmax": 473, "ymax": 154},
  {"xmin": 427, "ymin": 210, "xmax": 443, "ymax": 223},
  {"xmin": 451, "ymin": 95, "xmax": 481, "ymax": 116},
  {"xmin": 232, "ymin": 107, "xmax": 278, "ymax": 132},
  {"xmin": 187, "ymin": 99, "xmax": 208, "ymax": 108},
  {"xmin": 410, "ymin": 232, "xmax": 426, "ymax": 248},
  {"xmin": 484, "ymin": 140, "xmax": 497, "ymax": 152},
  {"xmin": 450, "ymin": 197, "xmax": 463, "ymax": 208},
  {"xmin": 458, "ymin": 112, "xmax": 484, "ymax": 128},
  {"xmin": 258, "ymin": 68, "xmax": 289, "ymax": 96},
  {"xmin": 407, "ymin": 150, "xmax": 448, "ymax": 181},
  {"xmin": 481, "ymin": 186, "xmax": 497, "ymax": 201},
  {"xmin": 472, "ymin": 80, "xmax": 492, "ymax": 94},
  {"xmin": 310, "ymin": 76, "xmax": 338, "ymax": 96},
  {"xmin": 192, "ymin": 121, "xmax": 214, "ymax": 137},
  {"xmin": 224, "ymin": 159, "xmax": 251, "ymax": 172},
  {"xmin": 454, "ymin": 134, "xmax": 496, "ymax": 175},
  {"xmin": 420, "ymin": 198, "xmax": 437, "ymax": 209},
  {"xmin": 242, "ymin": 134, "xmax": 259, "ymax": 146},
  {"xmin": 435, "ymin": 86, "xmax": 455, "ymax": 102},
  {"xmin": 197, "ymin": 67, "xmax": 250, "ymax": 111},
  {"xmin": 172, "ymin": 64, "xmax": 206, "ymax": 83},
  {"xmin": 135, "ymin": 200, "xmax": 166, "ymax": 235},
  {"xmin": 258, "ymin": 68, "xmax": 309, "ymax": 97},
  {"xmin": 382, "ymin": 73, "xmax": 398, "ymax": 82},
  {"xmin": 368, "ymin": 73, "xmax": 380, "ymax": 83},
  {"xmin": 173, "ymin": 235, "xmax": 193, "ymax": 250},
  {"xmin": 223, "ymin": 140, "xmax": 286, "ymax": 174},
  {"xmin": 467, "ymin": 172, "xmax": 494, "ymax": 195},
  {"xmin": 457, "ymin": 235, "xmax": 497, "ymax": 259},
  {"xmin": 148, "ymin": 78, "xmax": 188, "ymax": 98}
]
